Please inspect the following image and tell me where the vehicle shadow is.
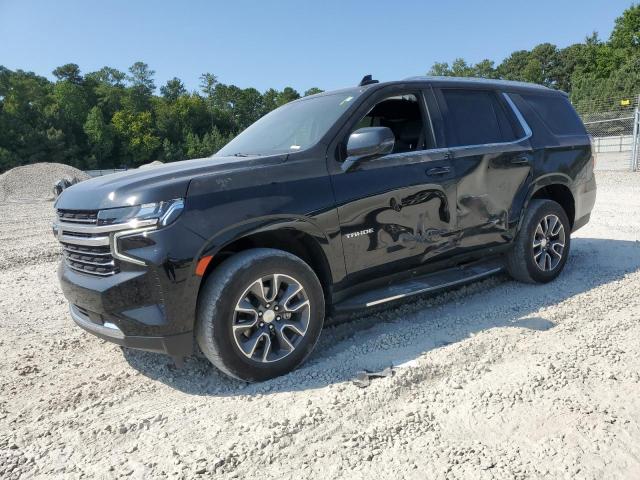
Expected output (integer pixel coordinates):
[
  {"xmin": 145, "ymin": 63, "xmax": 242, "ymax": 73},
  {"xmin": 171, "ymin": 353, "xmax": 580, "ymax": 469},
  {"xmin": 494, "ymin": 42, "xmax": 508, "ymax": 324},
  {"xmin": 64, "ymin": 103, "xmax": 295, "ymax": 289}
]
[{"xmin": 123, "ymin": 237, "xmax": 640, "ymax": 396}]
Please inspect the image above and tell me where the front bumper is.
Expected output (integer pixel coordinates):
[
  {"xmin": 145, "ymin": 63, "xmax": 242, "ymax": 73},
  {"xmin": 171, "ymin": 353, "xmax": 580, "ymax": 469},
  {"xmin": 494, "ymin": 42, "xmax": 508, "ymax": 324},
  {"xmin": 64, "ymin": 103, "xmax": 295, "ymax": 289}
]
[
  {"xmin": 56, "ymin": 219, "xmax": 207, "ymax": 357},
  {"xmin": 70, "ymin": 304, "xmax": 192, "ymax": 356},
  {"xmin": 59, "ymin": 259, "xmax": 197, "ymax": 357}
]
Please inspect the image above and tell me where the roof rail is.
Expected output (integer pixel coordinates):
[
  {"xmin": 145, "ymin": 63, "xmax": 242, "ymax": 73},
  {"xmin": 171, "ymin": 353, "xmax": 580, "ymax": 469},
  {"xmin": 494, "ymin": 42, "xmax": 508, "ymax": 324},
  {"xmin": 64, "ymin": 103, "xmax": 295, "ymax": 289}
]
[{"xmin": 403, "ymin": 75, "xmax": 551, "ymax": 91}]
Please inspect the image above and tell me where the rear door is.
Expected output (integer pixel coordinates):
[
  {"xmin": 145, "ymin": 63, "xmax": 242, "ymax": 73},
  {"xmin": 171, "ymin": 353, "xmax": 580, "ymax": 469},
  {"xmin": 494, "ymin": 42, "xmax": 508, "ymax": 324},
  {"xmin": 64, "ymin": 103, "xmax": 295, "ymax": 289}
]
[{"xmin": 434, "ymin": 88, "xmax": 533, "ymax": 251}]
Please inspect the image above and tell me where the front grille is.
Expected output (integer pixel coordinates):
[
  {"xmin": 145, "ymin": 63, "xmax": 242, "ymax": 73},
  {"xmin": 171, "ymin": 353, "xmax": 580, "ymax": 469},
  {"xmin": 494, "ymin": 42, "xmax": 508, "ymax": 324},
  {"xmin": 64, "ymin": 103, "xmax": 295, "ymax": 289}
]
[
  {"xmin": 54, "ymin": 208, "xmax": 157, "ymax": 277},
  {"xmin": 57, "ymin": 209, "xmax": 99, "ymax": 224},
  {"xmin": 61, "ymin": 243, "xmax": 118, "ymax": 276},
  {"xmin": 56, "ymin": 209, "xmax": 118, "ymax": 276}
]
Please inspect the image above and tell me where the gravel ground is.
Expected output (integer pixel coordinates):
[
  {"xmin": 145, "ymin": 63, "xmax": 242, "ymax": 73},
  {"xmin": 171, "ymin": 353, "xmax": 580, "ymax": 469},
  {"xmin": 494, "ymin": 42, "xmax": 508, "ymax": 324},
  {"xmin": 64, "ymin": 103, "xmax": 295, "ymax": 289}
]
[{"xmin": 1, "ymin": 172, "xmax": 639, "ymax": 479}]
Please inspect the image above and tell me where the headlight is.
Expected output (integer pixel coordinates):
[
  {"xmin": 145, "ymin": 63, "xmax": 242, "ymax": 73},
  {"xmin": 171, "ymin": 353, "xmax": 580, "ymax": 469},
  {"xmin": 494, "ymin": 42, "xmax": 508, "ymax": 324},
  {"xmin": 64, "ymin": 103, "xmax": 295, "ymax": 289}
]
[{"xmin": 97, "ymin": 198, "xmax": 184, "ymax": 228}]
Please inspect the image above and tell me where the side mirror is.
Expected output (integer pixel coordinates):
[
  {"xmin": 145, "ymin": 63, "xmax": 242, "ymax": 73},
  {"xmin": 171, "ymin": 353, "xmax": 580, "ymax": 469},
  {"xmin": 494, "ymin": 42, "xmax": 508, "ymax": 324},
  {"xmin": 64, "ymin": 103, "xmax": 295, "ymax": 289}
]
[{"xmin": 343, "ymin": 127, "xmax": 395, "ymax": 171}]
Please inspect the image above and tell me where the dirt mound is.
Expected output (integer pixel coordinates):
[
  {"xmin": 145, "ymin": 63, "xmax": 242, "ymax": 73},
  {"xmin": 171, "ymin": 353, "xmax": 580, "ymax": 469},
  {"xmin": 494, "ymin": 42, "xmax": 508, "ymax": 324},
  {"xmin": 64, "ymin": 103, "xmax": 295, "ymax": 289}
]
[
  {"xmin": 0, "ymin": 163, "xmax": 89, "ymax": 202},
  {"xmin": 138, "ymin": 160, "xmax": 164, "ymax": 169}
]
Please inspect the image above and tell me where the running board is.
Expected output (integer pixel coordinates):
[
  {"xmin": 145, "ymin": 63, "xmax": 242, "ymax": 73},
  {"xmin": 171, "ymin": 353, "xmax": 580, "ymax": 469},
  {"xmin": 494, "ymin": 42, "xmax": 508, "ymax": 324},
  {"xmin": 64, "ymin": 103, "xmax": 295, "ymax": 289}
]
[{"xmin": 333, "ymin": 258, "xmax": 504, "ymax": 313}]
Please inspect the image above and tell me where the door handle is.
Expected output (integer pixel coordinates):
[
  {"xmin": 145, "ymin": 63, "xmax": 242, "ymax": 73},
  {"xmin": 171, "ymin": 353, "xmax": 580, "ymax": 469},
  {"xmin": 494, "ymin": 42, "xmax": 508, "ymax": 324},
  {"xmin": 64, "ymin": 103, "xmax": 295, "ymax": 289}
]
[
  {"xmin": 511, "ymin": 155, "xmax": 530, "ymax": 165},
  {"xmin": 426, "ymin": 166, "xmax": 451, "ymax": 176}
]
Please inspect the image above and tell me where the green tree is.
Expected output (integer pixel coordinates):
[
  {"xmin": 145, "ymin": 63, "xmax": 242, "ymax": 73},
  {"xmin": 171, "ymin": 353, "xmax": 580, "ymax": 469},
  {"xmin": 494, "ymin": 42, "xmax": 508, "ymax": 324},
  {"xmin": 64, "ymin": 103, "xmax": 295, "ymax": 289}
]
[
  {"xmin": 199, "ymin": 73, "xmax": 218, "ymax": 97},
  {"xmin": 428, "ymin": 61, "xmax": 452, "ymax": 76},
  {"xmin": 199, "ymin": 72, "xmax": 219, "ymax": 130},
  {"xmin": 610, "ymin": 4, "xmax": 640, "ymax": 49},
  {"xmin": 473, "ymin": 59, "xmax": 498, "ymax": 79},
  {"xmin": 127, "ymin": 62, "xmax": 156, "ymax": 111},
  {"xmin": 184, "ymin": 127, "xmax": 232, "ymax": 158},
  {"xmin": 497, "ymin": 50, "xmax": 532, "ymax": 81},
  {"xmin": 160, "ymin": 77, "xmax": 187, "ymax": 101},
  {"xmin": 85, "ymin": 66, "xmax": 127, "ymax": 117},
  {"xmin": 84, "ymin": 106, "xmax": 114, "ymax": 166},
  {"xmin": 112, "ymin": 110, "xmax": 160, "ymax": 166},
  {"xmin": 52, "ymin": 63, "xmax": 83, "ymax": 84},
  {"xmin": 304, "ymin": 87, "xmax": 324, "ymax": 96},
  {"xmin": 276, "ymin": 87, "xmax": 300, "ymax": 106}
]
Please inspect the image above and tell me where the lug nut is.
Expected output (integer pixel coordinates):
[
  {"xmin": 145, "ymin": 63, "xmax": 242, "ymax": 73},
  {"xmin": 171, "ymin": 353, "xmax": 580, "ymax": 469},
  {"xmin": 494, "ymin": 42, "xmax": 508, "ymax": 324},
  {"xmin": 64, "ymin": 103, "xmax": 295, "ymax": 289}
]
[
  {"xmin": 258, "ymin": 311, "xmax": 263, "ymax": 317},
  {"xmin": 274, "ymin": 305, "xmax": 279, "ymax": 311},
  {"xmin": 269, "ymin": 324, "xmax": 274, "ymax": 330},
  {"xmin": 276, "ymin": 316, "xmax": 281, "ymax": 321},
  {"xmin": 266, "ymin": 303, "xmax": 270, "ymax": 308},
  {"xmin": 259, "ymin": 322, "xmax": 264, "ymax": 327}
]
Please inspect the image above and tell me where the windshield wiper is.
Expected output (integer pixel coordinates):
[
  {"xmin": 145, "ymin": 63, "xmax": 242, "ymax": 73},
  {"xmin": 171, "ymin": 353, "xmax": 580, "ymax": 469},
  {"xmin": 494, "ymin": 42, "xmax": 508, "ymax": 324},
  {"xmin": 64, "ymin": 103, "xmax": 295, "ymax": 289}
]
[{"xmin": 231, "ymin": 152, "xmax": 253, "ymax": 157}]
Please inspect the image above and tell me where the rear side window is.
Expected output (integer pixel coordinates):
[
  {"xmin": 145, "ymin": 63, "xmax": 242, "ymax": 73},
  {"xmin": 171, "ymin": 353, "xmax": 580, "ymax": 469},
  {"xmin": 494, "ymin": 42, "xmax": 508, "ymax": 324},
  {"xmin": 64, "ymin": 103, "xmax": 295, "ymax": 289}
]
[
  {"xmin": 520, "ymin": 94, "xmax": 586, "ymax": 136},
  {"xmin": 439, "ymin": 89, "xmax": 518, "ymax": 147}
]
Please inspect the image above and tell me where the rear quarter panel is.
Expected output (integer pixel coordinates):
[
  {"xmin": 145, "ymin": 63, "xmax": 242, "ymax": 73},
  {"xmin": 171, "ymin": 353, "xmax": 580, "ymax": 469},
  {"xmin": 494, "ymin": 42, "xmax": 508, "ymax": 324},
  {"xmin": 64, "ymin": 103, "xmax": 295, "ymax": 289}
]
[{"xmin": 509, "ymin": 92, "xmax": 596, "ymax": 228}]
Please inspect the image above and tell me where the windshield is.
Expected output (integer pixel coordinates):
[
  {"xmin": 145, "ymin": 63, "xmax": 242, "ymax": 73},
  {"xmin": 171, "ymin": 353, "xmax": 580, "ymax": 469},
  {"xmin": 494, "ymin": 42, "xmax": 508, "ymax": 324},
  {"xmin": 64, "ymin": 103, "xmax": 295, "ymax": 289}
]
[{"xmin": 216, "ymin": 92, "xmax": 359, "ymax": 157}]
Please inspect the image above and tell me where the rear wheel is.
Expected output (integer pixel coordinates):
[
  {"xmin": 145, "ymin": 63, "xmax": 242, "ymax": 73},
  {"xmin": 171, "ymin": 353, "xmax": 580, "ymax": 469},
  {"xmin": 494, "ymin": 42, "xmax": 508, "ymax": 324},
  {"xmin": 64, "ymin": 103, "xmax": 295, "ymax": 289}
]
[
  {"xmin": 506, "ymin": 199, "xmax": 571, "ymax": 284},
  {"xmin": 196, "ymin": 248, "xmax": 325, "ymax": 382}
]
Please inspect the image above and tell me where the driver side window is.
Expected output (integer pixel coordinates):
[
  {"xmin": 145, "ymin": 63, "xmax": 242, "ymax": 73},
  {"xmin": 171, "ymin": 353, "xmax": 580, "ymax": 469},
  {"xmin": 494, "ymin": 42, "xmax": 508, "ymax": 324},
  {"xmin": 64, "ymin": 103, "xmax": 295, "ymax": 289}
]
[{"xmin": 352, "ymin": 93, "xmax": 433, "ymax": 154}]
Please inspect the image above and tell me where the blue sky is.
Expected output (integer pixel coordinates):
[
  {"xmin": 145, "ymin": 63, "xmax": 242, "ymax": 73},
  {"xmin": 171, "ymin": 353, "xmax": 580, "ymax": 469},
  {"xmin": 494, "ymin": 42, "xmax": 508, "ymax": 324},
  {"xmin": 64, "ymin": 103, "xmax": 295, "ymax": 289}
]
[{"xmin": 0, "ymin": 0, "xmax": 633, "ymax": 93}]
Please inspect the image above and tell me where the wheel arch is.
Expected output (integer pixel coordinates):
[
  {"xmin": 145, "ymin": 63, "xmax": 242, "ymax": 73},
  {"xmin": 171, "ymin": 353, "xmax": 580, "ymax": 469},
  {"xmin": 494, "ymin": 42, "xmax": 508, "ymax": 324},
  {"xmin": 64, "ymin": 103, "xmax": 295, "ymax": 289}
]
[
  {"xmin": 195, "ymin": 219, "xmax": 337, "ymax": 306},
  {"xmin": 530, "ymin": 184, "xmax": 575, "ymax": 228},
  {"xmin": 524, "ymin": 175, "xmax": 575, "ymax": 229}
]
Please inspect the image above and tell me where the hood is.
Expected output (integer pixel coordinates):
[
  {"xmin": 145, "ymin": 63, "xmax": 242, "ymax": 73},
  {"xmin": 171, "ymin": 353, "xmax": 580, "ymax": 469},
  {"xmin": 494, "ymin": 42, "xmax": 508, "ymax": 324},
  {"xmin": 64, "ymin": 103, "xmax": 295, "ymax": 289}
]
[{"xmin": 55, "ymin": 155, "xmax": 285, "ymax": 211}]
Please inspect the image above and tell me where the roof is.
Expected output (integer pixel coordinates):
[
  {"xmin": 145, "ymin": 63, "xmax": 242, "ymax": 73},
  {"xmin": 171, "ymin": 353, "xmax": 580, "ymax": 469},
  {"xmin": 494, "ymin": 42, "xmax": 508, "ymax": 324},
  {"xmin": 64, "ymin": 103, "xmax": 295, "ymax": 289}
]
[
  {"xmin": 401, "ymin": 76, "xmax": 566, "ymax": 95},
  {"xmin": 295, "ymin": 76, "xmax": 562, "ymax": 104}
]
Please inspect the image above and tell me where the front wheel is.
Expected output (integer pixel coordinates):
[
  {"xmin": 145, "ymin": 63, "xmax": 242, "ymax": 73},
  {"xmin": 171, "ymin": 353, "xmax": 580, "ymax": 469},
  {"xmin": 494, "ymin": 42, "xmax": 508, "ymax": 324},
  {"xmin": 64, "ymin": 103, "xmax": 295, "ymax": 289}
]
[
  {"xmin": 196, "ymin": 248, "xmax": 325, "ymax": 382},
  {"xmin": 506, "ymin": 199, "xmax": 571, "ymax": 284}
]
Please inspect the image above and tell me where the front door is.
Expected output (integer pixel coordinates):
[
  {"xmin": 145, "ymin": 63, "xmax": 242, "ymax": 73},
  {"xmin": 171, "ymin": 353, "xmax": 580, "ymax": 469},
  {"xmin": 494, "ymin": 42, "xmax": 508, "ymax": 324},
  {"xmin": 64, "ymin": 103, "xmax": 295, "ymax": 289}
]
[{"xmin": 328, "ymin": 89, "xmax": 458, "ymax": 278}]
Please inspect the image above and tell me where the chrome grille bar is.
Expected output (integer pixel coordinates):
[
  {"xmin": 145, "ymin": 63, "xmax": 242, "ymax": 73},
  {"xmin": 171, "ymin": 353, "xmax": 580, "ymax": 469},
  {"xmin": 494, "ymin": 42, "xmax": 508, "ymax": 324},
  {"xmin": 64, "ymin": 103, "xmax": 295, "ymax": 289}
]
[
  {"xmin": 61, "ymin": 244, "xmax": 112, "ymax": 256},
  {"xmin": 54, "ymin": 218, "xmax": 157, "ymax": 234},
  {"xmin": 58, "ymin": 233, "xmax": 110, "ymax": 247},
  {"xmin": 63, "ymin": 253, "xmax": 115, "ymax": 267},
  {"xmin": 67, "ymin": 263, "xmax": 117, "ymax": 277}
]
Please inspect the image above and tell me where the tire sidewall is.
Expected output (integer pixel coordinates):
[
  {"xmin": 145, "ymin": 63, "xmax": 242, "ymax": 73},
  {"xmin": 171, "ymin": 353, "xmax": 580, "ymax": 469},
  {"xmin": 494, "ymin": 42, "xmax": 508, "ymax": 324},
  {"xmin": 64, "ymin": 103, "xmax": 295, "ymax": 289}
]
[
  {"xmin": 522, "ymin": 201, "xmax": 571, "ymax": 283},
  {"xmin": 200, "ymin": 252, "xmax": 324, "ymax": 382}
]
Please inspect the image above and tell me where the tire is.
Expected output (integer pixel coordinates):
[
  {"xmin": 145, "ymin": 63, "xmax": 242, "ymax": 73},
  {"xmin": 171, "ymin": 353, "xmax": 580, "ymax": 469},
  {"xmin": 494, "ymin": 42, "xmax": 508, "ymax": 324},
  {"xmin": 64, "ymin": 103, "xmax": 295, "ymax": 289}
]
[
  {"xmin": 506, "ymin": 199, "xmax": 571, "ymax": 284},
  {"xmin": 196, "ymin": 248, "xmax": 325, "ymax": 382}
]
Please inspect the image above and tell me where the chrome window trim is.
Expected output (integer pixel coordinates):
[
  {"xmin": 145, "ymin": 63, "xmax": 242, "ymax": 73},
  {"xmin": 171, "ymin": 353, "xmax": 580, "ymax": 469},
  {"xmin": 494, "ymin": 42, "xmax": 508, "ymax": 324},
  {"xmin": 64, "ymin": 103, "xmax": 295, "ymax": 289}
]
[
  {"xmin": 502, "ymin": 92, "xmax": 533, "ymax": 138},
  {"xmin": 360, "ymin": 91, "xmax": 533, "ymax": 160}
]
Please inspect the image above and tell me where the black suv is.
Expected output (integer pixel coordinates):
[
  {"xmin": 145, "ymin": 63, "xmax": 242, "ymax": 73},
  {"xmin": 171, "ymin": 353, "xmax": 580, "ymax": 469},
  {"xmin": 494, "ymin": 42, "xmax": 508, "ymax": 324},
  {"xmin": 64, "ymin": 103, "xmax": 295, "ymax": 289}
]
[{"xmin": 54, "ymin": 76, "xmax": 596, "ymax": 381}]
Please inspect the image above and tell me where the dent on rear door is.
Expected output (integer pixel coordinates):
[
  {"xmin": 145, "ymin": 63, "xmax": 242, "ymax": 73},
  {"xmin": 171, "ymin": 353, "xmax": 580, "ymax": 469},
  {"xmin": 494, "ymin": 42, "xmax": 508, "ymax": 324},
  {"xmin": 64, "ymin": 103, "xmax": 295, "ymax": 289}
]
[{"xmin": 455, "ymin": 145, "xmax": 532, "ymax": 247}]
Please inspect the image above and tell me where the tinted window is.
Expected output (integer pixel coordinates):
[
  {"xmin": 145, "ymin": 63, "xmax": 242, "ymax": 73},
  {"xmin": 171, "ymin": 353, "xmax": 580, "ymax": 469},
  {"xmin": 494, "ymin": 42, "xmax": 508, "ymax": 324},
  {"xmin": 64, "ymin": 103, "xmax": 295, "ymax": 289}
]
[
  {"xmin": 520, "ymin": 94, "xmax": 586, "ymax": 136},
  {"xmin": 440, "ymin": 89, "xmax": 517, "ymax": 147}
]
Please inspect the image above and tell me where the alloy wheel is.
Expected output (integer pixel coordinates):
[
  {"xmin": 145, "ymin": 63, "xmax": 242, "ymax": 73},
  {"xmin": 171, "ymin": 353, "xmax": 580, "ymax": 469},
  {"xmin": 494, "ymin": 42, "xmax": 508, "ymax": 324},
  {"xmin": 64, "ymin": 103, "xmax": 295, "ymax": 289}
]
[
  {"xmin": 232, "ymin": 274, "xmax": 311, "ymax": 363},
  {"xmin": 532, "ymin": 214, "xmax": 566, "ymax": 271}
]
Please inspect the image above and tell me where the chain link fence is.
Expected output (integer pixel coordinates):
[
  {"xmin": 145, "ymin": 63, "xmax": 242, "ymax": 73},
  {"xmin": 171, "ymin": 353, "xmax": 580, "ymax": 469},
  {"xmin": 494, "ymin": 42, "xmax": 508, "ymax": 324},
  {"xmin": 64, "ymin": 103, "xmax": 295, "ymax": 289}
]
[{"xmin": 575, "ymin": 95, "xmax": 640, "ymax": 171}]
